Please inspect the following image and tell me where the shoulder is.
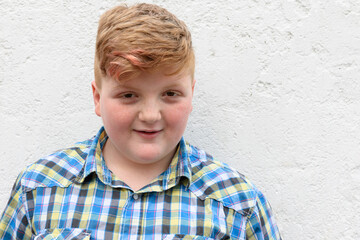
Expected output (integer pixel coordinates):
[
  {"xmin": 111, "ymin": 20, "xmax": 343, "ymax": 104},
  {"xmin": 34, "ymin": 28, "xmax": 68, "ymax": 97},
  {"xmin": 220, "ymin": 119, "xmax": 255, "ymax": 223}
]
[
  {"xmin": 19, "ymin": 138, "xmax": 94, "ymax": 191},
  {"xmin": 187, "ymin": 143, "xmax": 259, "ymax": 216}
]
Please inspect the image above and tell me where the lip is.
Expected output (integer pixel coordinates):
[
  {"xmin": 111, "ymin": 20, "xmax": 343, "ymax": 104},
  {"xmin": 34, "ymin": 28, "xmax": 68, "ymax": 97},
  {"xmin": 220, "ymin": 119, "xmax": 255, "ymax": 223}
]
[{"xmin": 134, "ymin": 129, "xmax": 162, "ymax": 139}]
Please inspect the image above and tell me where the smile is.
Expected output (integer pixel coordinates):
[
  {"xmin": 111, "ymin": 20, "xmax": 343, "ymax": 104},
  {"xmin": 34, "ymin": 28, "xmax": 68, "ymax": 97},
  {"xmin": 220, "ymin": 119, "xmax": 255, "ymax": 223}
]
[{"xmin": 134, "ymin": 129, "xmax": 162, "ymax": 139}]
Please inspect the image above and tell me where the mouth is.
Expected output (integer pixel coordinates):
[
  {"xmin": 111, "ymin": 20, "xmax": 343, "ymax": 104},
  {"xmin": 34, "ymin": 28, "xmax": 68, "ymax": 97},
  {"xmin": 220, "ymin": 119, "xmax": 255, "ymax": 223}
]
[
  {"xmin": 135, "ymin": 129, "xmax": 162, "ymax": 133},
  {"xmin": 134, "ymin": 129, "xmax": 162, "ymax": 138}
]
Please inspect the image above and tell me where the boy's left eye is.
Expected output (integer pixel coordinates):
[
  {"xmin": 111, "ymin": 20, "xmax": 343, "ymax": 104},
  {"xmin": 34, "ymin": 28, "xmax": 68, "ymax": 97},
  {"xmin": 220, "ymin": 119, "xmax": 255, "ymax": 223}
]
[{"xmin": 164, "ymin": 91, "xmax": 178, "ymax": 97}]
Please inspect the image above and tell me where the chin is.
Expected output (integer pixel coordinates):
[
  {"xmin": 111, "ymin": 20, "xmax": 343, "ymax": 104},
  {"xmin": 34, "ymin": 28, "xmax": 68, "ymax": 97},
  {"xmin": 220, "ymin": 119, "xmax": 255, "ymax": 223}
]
[
  {"xmin": 134, "ymin": 149, "xmax": 170, "ymax": 164},
  {"xmin": 137, "ymin": 153, "xmax": 162, "ymax": 164}
]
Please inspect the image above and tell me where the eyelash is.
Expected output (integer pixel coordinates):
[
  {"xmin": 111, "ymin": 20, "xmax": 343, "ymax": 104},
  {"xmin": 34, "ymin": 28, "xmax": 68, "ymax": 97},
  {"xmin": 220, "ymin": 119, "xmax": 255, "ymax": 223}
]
[
  {"xmin": 117, "ymin": 90, "xmax": 180, "ymax": 102},
  {"xmin": 122, "ymin": 93, "xmax": 136, "ymax": 98},
  {"xmin": 163, "ymin": 91, "xmax": 179, "ymax": 97},
  {"xmin": 118, "ymin": 92, "xmax": 138, "ymax": 103}
]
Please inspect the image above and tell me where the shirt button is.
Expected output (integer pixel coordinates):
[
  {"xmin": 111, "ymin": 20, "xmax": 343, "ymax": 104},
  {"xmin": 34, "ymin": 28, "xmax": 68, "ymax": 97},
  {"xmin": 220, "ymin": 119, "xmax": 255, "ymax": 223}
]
[{"xmin": 133, "ymin": 194, "xmax": 139, "ymax": 200}]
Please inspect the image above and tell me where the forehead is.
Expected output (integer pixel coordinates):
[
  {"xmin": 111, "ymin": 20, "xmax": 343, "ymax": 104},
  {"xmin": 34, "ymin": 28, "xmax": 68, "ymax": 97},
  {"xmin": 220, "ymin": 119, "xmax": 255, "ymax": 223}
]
[{"xmin": 107, "ymin": 70, "xmax": 192, "ymax": 89}]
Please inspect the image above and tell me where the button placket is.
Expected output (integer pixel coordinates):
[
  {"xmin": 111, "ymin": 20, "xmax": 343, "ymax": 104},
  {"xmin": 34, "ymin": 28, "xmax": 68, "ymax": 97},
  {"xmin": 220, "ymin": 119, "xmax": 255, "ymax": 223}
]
[{"xmin": 133, "ymin": 194, "xmax": 139, "ymax": 200}]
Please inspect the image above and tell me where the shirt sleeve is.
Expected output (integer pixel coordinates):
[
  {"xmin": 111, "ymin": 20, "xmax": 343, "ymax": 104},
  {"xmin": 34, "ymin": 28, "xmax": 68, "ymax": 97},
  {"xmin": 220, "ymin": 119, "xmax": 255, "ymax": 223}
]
[
  {"xmin": 245, "ymin": 190, "xmax": 282, "ymax": 240},
  {"xmin": 0, "ymin": 171, "xmax": 33, "ymax": 240}
]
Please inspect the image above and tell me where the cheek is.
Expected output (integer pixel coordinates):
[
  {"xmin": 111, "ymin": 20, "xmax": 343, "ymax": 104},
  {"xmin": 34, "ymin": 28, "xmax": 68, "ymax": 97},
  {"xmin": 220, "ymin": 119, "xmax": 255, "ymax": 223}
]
[
  {"xmin": 165, "ymin": 102, "xmax": 192, "ymax": 127},
  {"xmin": 100, "ymin": 100, "xmax": 134, "ymax": 126}
]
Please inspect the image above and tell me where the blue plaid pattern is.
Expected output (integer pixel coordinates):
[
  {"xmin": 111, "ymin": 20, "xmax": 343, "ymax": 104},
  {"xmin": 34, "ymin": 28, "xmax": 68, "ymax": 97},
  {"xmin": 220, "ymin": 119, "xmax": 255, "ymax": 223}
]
[{"xmin": 0, "ymin": 127, "xmax": 281, "ymax": 239}]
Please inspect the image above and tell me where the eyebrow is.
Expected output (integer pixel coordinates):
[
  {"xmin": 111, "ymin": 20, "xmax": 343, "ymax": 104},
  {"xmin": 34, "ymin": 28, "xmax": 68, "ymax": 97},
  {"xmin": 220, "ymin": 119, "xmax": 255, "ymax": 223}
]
[
  {"xmin": 111, "ymin": 80, "xmax": 137, "ymax": 90},
  {"xmin": 115, "ymin": 81, "xmax": 186, "ymax": 90}
]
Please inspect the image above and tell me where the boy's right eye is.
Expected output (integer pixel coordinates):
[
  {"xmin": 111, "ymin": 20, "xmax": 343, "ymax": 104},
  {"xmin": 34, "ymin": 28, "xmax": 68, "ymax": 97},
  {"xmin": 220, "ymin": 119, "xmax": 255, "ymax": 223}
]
[
  {"xmin": 122, "ymin": 93, "xmax": 135, "ymax": 98},
  {"xmin": 118, "ymin": 92, "xmax": 138, "ymax": 103}
]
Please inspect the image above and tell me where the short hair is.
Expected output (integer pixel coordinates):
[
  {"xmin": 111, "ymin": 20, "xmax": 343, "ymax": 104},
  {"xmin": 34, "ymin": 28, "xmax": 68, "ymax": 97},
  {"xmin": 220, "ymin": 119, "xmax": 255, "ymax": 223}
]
[{"xmin": 94, "ymin": 3, "xmax": 195, "ymax": 87}]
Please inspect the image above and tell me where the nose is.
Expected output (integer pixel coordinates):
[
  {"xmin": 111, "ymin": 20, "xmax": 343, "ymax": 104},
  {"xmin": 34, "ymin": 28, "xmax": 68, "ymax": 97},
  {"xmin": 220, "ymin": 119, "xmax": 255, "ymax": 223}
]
[{"xmin": 138, "ymin": 100, "xmax": 161, "ymax": 123}]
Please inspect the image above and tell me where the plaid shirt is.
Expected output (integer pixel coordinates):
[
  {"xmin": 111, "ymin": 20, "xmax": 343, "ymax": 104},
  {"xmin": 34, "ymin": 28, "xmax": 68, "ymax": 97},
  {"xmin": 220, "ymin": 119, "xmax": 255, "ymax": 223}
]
[{"xmin": 0, "ymin": 127, "xmax": 281, "ymax": 240}]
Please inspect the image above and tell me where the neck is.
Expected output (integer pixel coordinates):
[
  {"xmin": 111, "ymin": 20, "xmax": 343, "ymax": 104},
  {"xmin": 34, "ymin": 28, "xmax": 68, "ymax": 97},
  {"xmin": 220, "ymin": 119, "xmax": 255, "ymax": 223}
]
[{"xmin": 102, "ymin": 140, "xmax": 176, "ymax": 192}]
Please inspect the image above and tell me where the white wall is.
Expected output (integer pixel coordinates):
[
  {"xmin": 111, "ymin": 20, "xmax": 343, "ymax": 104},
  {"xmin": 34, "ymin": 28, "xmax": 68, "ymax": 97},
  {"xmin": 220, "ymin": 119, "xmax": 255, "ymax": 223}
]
[{"xmin": 1, "ymin": 0, "xmax": 359, "ymax": 239}]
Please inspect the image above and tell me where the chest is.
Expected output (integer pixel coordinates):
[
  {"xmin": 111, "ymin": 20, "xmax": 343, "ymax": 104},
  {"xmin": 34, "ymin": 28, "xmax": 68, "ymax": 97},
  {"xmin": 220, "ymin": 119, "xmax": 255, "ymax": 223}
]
[{"xmin": 25, "ymin": 183, "xmax": 247, "ymax": 239}]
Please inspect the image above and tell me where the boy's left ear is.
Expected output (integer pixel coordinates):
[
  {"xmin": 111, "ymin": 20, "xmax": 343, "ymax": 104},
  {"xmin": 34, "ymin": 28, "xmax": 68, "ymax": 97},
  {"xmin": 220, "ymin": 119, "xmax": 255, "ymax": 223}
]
[
  {"xmin": 190, "ymin": 79, "xmax": 196, "ymax": 112},
  {"xmin": 91, "ymin": 81, "xmax": 101, "ymax": 117},
  {"xmin": 191, "ymin": 79, "xmax": 196, "ymax": 95}
]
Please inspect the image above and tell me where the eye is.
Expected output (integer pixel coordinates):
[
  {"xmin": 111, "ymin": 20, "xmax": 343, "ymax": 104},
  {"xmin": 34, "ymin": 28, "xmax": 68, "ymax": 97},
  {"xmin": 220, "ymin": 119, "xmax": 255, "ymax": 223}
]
[
  {"xmin": 122, "ymin": 93, "xmax": 135, "ymax": 98},
  {"xmin": 118, "ymin": 92, "xmax": 138, "ymax": 103},
  {"xmin": 164, "ymin": 91, "xmax": 178, "ymax": 97},
  {"xmin": 118, "ymin": 92, "xmax": 137, "ymax": 99}
]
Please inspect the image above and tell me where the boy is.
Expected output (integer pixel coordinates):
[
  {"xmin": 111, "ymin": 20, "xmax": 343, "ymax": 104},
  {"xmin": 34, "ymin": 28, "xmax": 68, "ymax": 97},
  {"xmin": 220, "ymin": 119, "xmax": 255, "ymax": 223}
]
[{"xmin": 0, "ymin": 3, "xmax": 281, "ymax": 239}]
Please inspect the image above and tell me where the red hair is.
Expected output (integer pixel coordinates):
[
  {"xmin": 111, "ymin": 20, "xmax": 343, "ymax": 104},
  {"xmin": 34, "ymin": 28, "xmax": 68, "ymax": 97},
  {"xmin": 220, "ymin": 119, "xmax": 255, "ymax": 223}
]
[{"xmin": 94, "ymin": 3, "xmax": 195, "ymax": 87}]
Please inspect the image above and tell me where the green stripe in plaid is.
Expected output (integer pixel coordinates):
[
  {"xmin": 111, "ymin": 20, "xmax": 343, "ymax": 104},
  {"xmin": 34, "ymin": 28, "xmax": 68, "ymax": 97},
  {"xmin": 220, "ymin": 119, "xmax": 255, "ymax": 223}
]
[{"xmin": 0, "ymin": 127, "xmax": 281, "ymax": 239}]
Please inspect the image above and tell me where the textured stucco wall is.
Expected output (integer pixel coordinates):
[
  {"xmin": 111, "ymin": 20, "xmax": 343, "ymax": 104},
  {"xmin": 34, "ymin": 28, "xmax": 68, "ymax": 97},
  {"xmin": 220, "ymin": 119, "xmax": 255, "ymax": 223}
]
[{"xmin": 1, "ymin": 0, "xmax": 360, "ymax": 239}]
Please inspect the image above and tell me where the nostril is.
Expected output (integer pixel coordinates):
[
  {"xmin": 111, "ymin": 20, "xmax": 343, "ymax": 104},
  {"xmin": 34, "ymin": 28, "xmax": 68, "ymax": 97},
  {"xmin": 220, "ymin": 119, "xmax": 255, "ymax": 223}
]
[{"xmin": 138, "ymin": 109, "xmax": 161, "ymax": 122}]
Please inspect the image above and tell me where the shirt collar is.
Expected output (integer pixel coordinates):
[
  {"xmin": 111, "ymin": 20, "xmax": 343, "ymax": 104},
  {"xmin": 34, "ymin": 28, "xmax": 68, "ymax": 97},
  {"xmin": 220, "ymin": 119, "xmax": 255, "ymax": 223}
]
[
  {"xmin": 75, "ymin": 126, "xmax": 112, "ymax": 185},
  {"xmin": 142, "ymin": 137, "xmax": 192, "ymax": 193},
  {"xmin": 75, "ymin": 127, "xmax": 192, "ymax": 191}
]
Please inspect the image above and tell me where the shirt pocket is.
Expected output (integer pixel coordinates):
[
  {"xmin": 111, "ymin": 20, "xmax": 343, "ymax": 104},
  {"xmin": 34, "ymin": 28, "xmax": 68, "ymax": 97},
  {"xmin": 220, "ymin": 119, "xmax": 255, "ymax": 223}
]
[
  {"xmin": 162, "ymin": 234, "xmax": 215, "ymax": 240},
  {"xmin": 34, "ymin": 228, "xmax": 91, "ymax": 240}
]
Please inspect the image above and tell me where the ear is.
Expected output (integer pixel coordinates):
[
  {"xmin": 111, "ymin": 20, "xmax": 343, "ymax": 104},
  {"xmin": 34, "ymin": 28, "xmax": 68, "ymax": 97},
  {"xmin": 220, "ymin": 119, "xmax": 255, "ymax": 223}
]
[
  {"xmin": 190, "ymin": 79, "xmax": 196, "ymax": 112},
  {"xmin": 191, "ymin": 79, "xmax": 196, "ymax": 95},
  {"xmin": 91, "ymin": 81, "xmax": 101, "ymax": 117}
]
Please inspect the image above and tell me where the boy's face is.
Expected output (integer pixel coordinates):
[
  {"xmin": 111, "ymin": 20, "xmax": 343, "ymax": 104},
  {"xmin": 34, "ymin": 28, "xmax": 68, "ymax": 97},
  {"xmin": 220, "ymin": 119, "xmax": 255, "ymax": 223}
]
[{"xmin": 92, "ymin": 69, "xmax": 195, "ymax": 168}]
